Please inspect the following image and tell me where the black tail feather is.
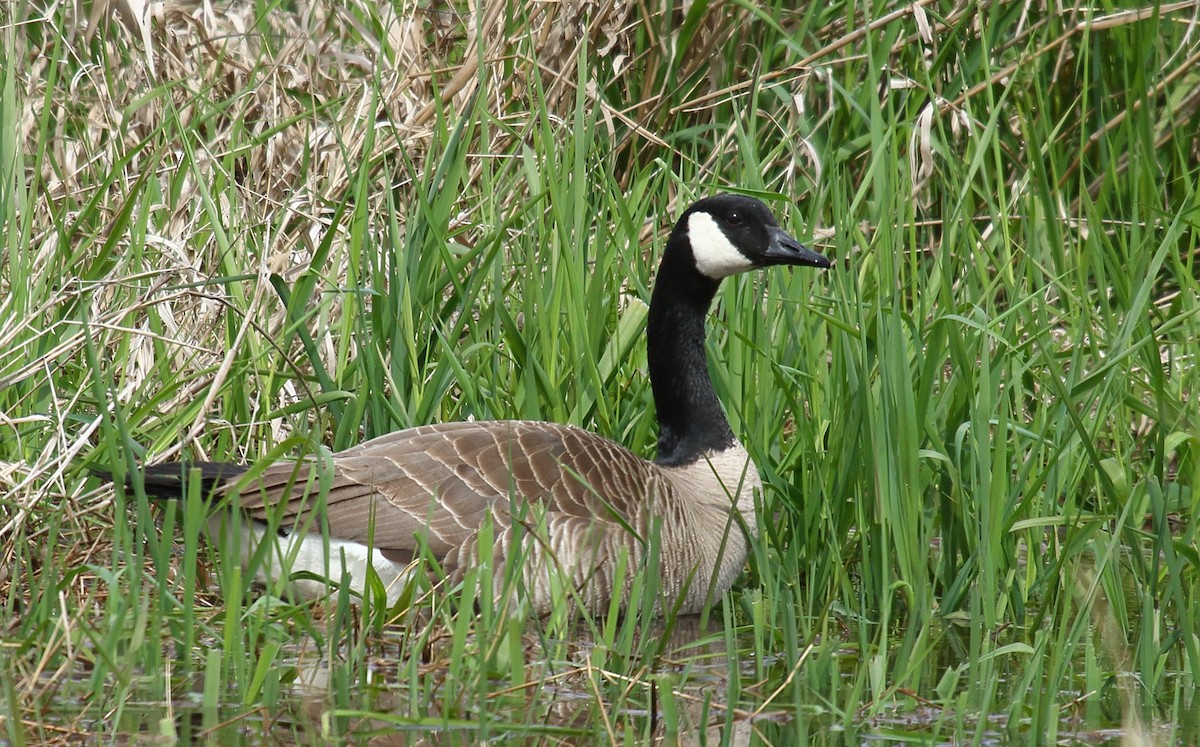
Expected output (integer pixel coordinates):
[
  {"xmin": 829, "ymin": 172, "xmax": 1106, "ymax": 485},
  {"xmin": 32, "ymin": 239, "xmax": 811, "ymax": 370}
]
[{"xmin": 94, "ymin": 462, "xmax": 249, "ymax": 499}]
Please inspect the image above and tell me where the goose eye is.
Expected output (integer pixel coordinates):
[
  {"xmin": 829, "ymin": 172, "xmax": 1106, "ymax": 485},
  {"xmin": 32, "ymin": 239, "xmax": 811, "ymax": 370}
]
[{"xmin": 726, "ymin": 211, "xmax": 742, "ymax": 226}]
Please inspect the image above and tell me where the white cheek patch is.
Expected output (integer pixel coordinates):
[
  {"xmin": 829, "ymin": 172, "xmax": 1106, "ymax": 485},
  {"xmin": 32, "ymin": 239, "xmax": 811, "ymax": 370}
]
[{"xmin": 688, "ymin": 212, "xmax": 756, "ymax": 279}]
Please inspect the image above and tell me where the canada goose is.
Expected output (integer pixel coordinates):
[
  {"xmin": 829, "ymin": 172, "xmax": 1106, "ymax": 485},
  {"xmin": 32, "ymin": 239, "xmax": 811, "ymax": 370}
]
[{"xmin": 112, "ymin": 194, "xmax": 830, "ymax": 615}]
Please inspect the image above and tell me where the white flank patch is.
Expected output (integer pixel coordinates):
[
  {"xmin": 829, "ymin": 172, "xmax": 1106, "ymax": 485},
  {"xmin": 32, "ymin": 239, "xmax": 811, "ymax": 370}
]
[
  {"xmin": 688, "ymin": 212, "xmax": 755, "ymax": 279},
  {"xmin": 214, "ymin": 517, "xmax": 410, "ymax": 607}
]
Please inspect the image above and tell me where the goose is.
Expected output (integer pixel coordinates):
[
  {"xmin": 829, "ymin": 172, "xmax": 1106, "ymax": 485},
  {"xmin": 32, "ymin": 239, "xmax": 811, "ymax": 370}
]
[{"xmin": 112, "ymin": 194, "xmax": 830, "ymax": 615}]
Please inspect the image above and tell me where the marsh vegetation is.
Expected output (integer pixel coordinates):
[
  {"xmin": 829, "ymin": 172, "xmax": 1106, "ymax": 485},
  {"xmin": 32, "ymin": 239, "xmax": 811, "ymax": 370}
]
[{"xmin": 2, "ymin": 0, "xmax": 1198, "ymax": 744}]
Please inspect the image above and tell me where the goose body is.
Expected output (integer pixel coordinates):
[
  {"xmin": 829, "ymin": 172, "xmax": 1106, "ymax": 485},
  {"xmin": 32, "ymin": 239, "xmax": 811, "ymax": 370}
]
[{"xmin": 129, "ymin": 194, "xmax": 830, "ymax": 615}]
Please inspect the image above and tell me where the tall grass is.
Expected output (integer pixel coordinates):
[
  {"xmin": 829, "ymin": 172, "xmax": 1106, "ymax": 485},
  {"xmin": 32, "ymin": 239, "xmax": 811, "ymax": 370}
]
[{"xmin": 1, "ymin": 0, "xmax": 1198, "ymax": 744}]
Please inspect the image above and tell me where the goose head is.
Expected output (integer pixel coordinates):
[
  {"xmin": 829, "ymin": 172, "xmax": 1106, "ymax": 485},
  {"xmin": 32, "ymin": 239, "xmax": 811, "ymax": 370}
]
[
  {"xmin": 671, "ymin": 193, "xmax": 831, "ymax": 280},
  {"xmin": 648, "ymin": 193, "xmax": 829, "ymax": 466}
]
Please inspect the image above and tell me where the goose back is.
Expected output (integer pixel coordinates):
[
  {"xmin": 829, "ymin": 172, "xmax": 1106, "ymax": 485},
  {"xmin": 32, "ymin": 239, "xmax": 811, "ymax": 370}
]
[{"xmin": 219, "ymin": 420, "xmax": 759, "ymax": 613}]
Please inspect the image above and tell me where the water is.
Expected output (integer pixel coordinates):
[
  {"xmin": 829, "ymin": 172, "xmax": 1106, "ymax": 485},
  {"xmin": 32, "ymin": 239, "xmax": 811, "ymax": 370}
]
[{"xmin": 7, "ymin": 611, "xmax": 1191, "ymax": 745}]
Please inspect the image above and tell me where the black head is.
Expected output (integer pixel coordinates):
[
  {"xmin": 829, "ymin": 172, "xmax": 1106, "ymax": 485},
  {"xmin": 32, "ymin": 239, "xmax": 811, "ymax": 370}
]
[{"xmin": 671, "ymin": 194, "xmax": 830, "ymax": 279}]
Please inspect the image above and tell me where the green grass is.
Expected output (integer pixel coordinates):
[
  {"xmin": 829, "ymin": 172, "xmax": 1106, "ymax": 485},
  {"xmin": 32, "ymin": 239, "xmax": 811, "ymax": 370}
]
[{"xmin": 2, "ymin": 0, "xmax": 1199, "ymax": 744}]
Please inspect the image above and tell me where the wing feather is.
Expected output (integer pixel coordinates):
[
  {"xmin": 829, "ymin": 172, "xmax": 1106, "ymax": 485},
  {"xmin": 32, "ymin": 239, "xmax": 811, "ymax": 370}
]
[{"xmin": 221, "ymin": 421, "xmax": 662, "ymax": 561}]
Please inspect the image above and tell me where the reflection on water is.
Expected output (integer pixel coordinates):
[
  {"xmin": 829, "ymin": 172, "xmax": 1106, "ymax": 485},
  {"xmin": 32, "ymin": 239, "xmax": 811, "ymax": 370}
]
[
  {"xmin": 17, "ymin": 607, "xmax": 1184, "ymax": 746},
  {"xmin": 283, "ymin": 615, "xmax": 755, "ymax": 746}
]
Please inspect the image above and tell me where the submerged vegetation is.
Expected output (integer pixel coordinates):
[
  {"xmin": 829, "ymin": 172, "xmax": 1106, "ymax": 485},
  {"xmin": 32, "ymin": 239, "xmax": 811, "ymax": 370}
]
[{"xmin": 1, "ymin": 0, "xmax": 1198, "ymax": 743}]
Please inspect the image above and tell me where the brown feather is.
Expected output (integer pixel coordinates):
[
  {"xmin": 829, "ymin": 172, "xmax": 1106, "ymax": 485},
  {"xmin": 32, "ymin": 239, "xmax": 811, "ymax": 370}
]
[{"xmin": 207, "ymin": 420, "xmax": 758, "ymax": 613}]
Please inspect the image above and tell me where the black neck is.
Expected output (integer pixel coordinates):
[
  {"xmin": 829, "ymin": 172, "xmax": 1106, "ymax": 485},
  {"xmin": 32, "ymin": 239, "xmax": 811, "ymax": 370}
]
[{"xmin": 647, "ymin": 248, "xmax": 736, "ymax": 466}]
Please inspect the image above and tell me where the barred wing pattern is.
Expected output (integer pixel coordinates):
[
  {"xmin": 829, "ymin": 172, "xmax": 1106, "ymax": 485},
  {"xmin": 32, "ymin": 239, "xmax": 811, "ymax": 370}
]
[{"xmin": 221, "ymin": 421, "xmax": 744, "ymax": 613}]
